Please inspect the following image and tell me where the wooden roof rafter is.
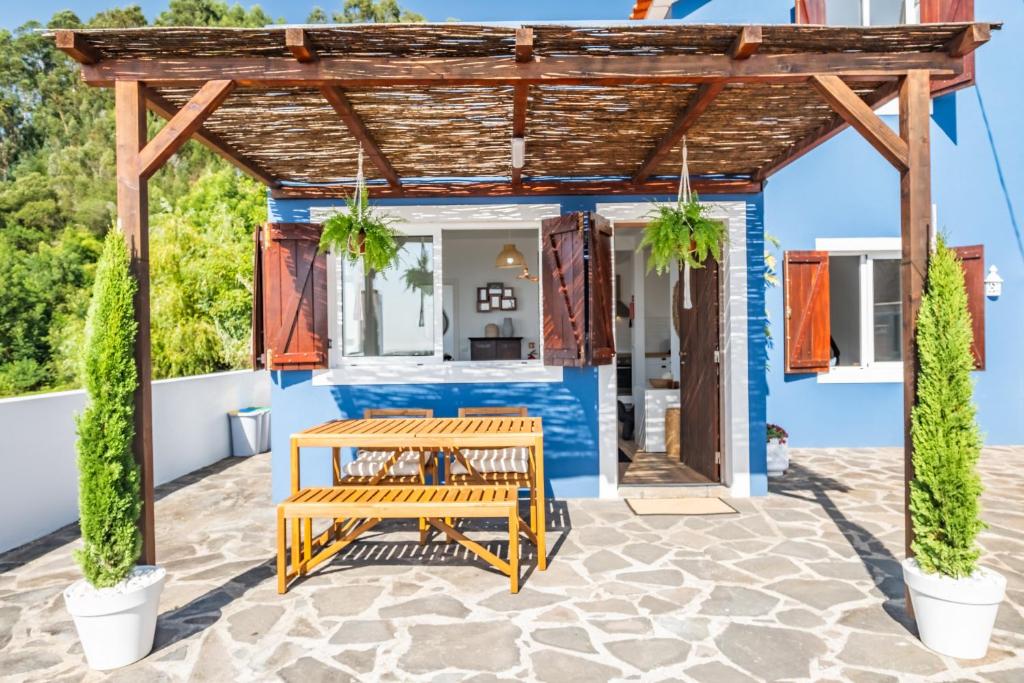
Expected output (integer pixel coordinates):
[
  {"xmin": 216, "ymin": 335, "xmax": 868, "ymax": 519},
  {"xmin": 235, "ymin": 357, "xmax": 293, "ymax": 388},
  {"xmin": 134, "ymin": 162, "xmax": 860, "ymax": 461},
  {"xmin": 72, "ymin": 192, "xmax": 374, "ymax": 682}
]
[{"xmin": 320, "ymin": 86, "xmax": 402, "ymax": 189}]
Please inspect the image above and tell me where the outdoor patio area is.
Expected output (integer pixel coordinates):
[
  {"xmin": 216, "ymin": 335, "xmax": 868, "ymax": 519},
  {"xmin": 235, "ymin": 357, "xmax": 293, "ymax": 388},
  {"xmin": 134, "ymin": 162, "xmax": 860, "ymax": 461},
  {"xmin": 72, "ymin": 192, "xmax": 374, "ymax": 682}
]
[{"xmin": 1, "ymin": 447, "xmax": 1021, "ymax": 682}]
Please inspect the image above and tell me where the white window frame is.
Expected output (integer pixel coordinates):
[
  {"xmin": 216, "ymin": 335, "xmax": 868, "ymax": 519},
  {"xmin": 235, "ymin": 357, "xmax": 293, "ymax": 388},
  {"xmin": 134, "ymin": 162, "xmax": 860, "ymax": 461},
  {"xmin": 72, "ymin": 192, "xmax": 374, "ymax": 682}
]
[
  {"xmin": 313, "ymin": 203, "xmax": 564, "ymax": 386},
  {"xmin": 831, "ymin": 0, "xmax": 919, "ymax": 26},
  {"xmin": 816, "ymin": 237, "xmax": 904, "ymax": 384}
]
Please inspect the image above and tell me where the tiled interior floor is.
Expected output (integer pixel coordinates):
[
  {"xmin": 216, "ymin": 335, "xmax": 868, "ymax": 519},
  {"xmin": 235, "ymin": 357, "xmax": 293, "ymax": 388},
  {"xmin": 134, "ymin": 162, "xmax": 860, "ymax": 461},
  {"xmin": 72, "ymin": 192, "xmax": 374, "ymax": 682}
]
[{"xmin": 0, "ymin": 447, "xmax": 1021, "ymax": 682}]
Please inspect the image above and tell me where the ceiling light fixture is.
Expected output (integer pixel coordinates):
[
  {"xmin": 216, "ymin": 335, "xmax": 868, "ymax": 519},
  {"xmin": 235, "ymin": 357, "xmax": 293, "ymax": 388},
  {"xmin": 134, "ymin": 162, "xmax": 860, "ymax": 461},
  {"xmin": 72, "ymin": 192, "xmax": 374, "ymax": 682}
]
[{"xmin": 511, "ymin": 137, "xmax": 526, "ymax": 169}]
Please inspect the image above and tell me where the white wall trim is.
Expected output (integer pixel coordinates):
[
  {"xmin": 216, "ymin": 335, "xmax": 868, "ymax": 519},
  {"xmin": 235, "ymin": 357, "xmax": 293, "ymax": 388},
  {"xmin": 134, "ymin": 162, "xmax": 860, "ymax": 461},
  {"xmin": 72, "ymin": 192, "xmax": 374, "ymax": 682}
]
[
  {"xmin": 313, "ymin": 361, "xmax": 563, "ymax": 386},
  {"xmin": 815, "ymin": 236, "xmax": 901, "ymax": 254},
  {"xmin": 597, "ymin": 200, "xmax": 751, "ymax": 497},
  {"xmin": 311, "ymin": 203, "xmax": 561, "ymax": 226},
  {"xmin": 597, "ymin": 364, "xmax": 618, "ymax": 499}
]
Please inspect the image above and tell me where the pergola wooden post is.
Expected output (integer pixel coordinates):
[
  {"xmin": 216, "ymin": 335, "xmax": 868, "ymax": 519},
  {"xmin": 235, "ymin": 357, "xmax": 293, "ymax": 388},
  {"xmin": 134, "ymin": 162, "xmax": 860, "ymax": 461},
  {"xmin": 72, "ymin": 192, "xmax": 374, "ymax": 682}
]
[{"xmin": 114, "ymin": 78, "xmax": 236, "ymax": 565}]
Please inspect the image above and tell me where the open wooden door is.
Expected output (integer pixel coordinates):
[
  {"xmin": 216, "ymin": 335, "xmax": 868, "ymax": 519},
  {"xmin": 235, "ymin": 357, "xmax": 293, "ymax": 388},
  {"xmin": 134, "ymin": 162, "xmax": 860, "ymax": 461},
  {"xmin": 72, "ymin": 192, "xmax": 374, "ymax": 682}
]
[{"xmin": 678, "ymin": 259, "xmax": 721, "ymax": 482}]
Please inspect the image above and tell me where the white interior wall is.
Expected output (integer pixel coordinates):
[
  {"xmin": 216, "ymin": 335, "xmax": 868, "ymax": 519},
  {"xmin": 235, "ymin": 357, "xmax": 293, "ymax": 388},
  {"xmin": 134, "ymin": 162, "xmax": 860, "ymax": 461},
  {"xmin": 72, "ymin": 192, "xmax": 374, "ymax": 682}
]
[
  {"xmin": 0, "ymin": 370, "xmax": 271, "ymax": 553},
  {"xmin": 442, "ymin": 230, "xmax": 541, "ymax": 360}
]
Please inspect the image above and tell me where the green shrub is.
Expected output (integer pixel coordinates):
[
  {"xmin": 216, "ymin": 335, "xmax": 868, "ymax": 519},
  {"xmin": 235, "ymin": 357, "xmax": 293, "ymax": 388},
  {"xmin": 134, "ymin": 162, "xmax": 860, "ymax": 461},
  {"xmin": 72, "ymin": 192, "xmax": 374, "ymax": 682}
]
[
  {"xmin": 74, "ymin": 229, "xmax": 141, "ymax": 587},
  {"xmin": 909, "ymin": 237, "xmax": 984, "ymax": 578}
]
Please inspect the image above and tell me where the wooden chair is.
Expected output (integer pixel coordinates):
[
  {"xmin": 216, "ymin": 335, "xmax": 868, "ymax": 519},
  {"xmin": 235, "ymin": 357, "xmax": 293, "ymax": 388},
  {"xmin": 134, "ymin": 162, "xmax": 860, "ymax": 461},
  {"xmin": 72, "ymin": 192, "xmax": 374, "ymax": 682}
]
[{"xmin": 448, "ymin": 407, "xmax": 542, "ymax": 560}]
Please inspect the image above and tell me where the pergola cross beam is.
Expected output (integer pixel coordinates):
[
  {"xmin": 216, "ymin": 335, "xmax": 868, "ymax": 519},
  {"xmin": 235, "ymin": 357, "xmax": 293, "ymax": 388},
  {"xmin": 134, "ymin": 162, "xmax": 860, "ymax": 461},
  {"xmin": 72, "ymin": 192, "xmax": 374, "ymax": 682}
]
[
  {"xmin": 286, "ymin": 28, "xmax": 318, "ymax": 63},
  {"xmin": 320, "ymin": 86, "xmax": 402, "ymax": 189},
  {"xmin": 633, "ymin": 82, "xmax": 725, "ymax": 185},
  {"xmin": 138, "ymin": 79, "xmax": 236, "ymax": 179},
  {"xmin": 810, "ymin": 74, "xmax": 909, "ymax": 171}
]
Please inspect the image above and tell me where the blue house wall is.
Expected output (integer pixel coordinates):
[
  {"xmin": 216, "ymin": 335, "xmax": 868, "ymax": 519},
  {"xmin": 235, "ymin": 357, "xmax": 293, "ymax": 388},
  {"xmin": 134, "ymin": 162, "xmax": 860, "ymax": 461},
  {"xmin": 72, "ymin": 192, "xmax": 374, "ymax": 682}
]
[
  {"xmin": 268, "ymin": 194, "xmax": 767, "ymax": 501},
  {"xmin": 671, "ymin": 0, "xmax": 1024, "ymax": 447}
]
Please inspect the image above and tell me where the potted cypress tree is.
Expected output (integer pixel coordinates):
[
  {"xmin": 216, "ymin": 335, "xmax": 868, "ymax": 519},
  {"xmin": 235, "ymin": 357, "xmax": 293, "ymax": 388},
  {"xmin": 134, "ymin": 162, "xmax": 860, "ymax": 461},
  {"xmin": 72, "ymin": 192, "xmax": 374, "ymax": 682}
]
[
  {"xmin": 902, "ymin": 238, "xmax": 1006, "ymax": 660},
  {"xmin": 63, "ymin": 230, "xmax": 166, "ymax": 670}
]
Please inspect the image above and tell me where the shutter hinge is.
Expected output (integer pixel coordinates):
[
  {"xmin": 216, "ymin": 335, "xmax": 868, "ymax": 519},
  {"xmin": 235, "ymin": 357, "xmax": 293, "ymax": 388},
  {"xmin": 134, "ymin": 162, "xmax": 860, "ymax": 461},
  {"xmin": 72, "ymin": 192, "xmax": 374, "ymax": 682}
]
[
  {"xmin": 785, "ymin": 306, "xmax": 792, "ymax": 319},
  {"xmin": 713, "ymin": 349, "xmax": 720, "ymax": 364},
  {"xmin": 266, "ymin": 349, "xmax": 273, "ymax": 366},
  {"xmin": 715, "ymin": 451, "xmax": 722, "ymax": 464},
  {"xmin": 327, "ymin": 338, "xmax": 333, "ymax": 349}
]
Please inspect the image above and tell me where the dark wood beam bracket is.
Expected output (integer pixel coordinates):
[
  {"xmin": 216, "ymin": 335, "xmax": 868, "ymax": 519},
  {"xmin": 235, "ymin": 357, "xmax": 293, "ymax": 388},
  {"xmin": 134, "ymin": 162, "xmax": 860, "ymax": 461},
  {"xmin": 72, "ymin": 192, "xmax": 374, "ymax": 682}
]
[
  {"xmin": 142, "ymin": 87, "xmax": 280, "ymax": 188},
  {"xmin": 286, "ymin": 28, "xmax": 318, "ymax": 63},
  {"xmin": 515, "ymin": 27, "xmax": 534, "ymax": 63},
  {"xmin": 138, "ymin": 79, "xmax": 236, "ymax": 179},
  {"xmin": 633, "ymin": 82, "xmax": 725, "ymax": 185},
  {"xmin": 320, "ymin": 86, "xmax": 402, "ymax": 189},
  {"xmin": 55, "ymin": 30, "xmax": 100, "ymax": 65},
  {"xmin": 810, "ymin": 74, "xmax": 909, "ymax": 172},
  {"xmin": 947, "ymin": 23, "xmax": 991, "ymax": 58},
  {"xmin": 730, "ymin": 26, "xmax": 763, "ymax": 60}
]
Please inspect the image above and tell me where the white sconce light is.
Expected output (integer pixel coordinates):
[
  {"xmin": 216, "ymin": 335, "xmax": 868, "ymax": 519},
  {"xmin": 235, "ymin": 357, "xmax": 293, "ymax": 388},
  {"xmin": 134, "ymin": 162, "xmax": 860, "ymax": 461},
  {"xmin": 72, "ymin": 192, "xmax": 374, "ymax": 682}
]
[
  {"xmin": 985, "ymin": 265, "xmax": 1003, "ymax": 299},
  {"xmin": 511, "ymin": 137, "xmax": 526, "ymax": 169}
]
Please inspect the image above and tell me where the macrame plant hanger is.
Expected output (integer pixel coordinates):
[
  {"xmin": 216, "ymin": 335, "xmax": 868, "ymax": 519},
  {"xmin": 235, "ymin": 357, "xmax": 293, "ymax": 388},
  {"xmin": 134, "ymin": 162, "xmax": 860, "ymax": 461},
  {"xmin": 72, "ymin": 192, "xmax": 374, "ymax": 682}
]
[{"xmin": 678, "ymin": 137, "xmax": 694, "ymax": 310}]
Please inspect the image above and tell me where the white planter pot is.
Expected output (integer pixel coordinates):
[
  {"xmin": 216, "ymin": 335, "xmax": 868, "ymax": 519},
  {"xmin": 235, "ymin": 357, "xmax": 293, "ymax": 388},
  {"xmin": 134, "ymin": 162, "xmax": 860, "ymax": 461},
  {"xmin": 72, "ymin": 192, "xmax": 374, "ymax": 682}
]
[
  {"xmin": 64, "ymin": 565, "xmax": 166, "ymax": 670},
  {"xmin": 766, "ymin": 439, "xmax": 789, "ymax": 476},
  {"xmin": 902, "ymin": 558, "xmax": 1006, "ymax": 660}
]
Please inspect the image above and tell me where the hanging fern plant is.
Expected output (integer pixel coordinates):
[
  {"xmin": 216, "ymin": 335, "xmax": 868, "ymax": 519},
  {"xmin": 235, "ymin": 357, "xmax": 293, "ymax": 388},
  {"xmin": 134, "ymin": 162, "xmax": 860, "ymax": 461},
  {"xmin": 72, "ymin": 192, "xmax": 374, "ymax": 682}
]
[
  {"xmin": 318, "ymin": 146, "xmax": 402, "ymax": 273},
  {"xmin": 639, "ymin": 138, "xmax": 726, "ymax": 275}
]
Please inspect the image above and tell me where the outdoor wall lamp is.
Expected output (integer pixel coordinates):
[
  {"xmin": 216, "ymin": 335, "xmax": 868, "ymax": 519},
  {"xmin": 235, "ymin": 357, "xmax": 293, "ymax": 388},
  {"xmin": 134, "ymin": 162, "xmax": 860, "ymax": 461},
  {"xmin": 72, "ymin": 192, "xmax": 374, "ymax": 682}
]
[
  {"xmin": 511, "ymin": 137, "xmax": 526, "ymax": 169},
  {"xmin": 985, "ymin": 265, "xmax": 1003, "ymax": 299}
]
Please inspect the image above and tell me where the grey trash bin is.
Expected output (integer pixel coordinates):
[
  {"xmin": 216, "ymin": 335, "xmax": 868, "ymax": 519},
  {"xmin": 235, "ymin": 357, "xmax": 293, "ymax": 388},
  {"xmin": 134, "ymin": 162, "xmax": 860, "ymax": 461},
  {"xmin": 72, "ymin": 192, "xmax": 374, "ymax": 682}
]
[{"xmin": 229, "ymin": 407, "xmax": 267, "ymax": 457}]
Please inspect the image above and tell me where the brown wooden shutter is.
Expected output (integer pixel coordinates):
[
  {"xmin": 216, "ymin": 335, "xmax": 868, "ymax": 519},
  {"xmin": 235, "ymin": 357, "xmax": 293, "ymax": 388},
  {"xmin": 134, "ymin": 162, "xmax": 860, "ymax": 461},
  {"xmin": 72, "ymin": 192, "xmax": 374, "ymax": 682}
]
[
  {"xmin": 953, "ymin": 244, "xmax": 985, "ymax": 369},
  {"xmin": 588, "ymin": 213, "xmax": 616, "ymax": 365},
  {"xmin": 261, "ymin": 222, "xmax": 329, "ymax": 370},
  {"xmin": 542, "ymin": 212, "xmax": 615, "ymax": 367},
  {"xmin": 795, "ymin": 0, "xmax": 827, "ymax": 24},
  {"xmin": 543, "ymin": 214, "xmax": 586, "ymax": 366},
  {"xmin": 784, "ymin": 250, "xmax": 831, "ymax": 373},
  {"xmin": 252, "ymin": 226, "xmax": 266, "ymax": 370},
  {"xmin": 921, "ymin": 0, "xmax": 976, "ymax": 95}
]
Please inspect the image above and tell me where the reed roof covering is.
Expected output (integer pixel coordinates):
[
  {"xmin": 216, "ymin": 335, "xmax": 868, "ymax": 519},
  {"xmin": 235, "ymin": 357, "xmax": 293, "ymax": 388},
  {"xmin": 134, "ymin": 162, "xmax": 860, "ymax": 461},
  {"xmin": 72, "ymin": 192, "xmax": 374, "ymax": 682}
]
[{"xmin": 53, "ymin": 21, "xmax": 998, "ymax": 196}]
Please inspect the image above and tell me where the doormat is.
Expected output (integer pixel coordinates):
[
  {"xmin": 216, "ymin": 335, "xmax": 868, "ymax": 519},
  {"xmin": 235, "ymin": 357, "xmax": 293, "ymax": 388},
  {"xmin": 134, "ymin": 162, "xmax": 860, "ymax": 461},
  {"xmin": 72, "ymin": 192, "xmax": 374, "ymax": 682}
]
[{"xmin": 625, "ymin": 498, "xmax": 737, "ymax": 516}]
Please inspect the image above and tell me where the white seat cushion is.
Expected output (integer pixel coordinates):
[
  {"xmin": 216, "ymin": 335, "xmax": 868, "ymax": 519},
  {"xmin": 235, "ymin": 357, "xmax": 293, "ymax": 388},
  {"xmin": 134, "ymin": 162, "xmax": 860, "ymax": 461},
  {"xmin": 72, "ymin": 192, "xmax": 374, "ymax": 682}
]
[
  {"xmin": 343, "ymin": 450, "xmax": 424, "ymax": 478},
  {"xmin": 450, "ymin": 447, "xmax": 529, "ymax": 475}
]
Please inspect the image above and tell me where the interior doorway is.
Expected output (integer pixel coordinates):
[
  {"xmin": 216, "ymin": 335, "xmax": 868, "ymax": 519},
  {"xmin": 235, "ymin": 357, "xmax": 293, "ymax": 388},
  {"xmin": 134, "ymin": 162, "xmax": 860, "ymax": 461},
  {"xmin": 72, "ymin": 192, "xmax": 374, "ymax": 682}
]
[{"xmin": 613, "ymin": 224, "xmax": 722, "ymax": 487}]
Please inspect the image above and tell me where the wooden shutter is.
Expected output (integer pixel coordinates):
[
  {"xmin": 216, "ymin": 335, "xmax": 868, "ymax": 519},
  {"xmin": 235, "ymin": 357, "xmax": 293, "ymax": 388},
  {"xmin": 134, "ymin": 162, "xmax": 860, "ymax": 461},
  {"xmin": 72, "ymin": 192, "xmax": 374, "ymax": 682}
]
[
  {"xmin": 252, "ymin": 226, "xmax": 266, "ymax": 370},
  {"xmin": 261, "ymin": 223, "xmax": 329, "ymax": 370},
  {"xmin": 953, "ymin": 244, "xmax": 985, "ymax": 369},
  {"xmin": 587, "ymin": 213, "xmax": 616, "ymax": 365},
  {"xmin": 542, "ymin": 212, "xmax": 616, "ymax": 367},
  {"xmin": 784, "ymin": 250, "xmax": 831, "ymax": 373},
  {"xmin": 543, "ymin": 214, "xmax": 586, "ymax": 366},
  {"xmin": 921, "ymin": 0, "xmax": 975, "ymax": 95},
  {"xmin": 795, "ymin": 0, "xmax": 827, "ymax": 24}
]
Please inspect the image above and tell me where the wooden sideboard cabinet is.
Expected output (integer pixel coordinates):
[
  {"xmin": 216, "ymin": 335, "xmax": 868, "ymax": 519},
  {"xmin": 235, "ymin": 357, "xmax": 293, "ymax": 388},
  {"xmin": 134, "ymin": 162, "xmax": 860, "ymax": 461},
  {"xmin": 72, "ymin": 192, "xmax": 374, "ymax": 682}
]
[{"xmin": 469, "ymin": 337, "xmax": 523, "ymax": 361}]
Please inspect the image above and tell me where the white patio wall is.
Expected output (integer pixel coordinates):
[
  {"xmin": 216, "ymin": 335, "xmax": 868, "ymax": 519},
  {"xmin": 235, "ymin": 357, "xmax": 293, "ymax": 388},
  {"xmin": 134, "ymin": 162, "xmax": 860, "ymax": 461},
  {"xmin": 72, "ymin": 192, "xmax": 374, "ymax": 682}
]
[{"xmin": 0, "ymin": 370, "xmax": 271, "ymax": 553}]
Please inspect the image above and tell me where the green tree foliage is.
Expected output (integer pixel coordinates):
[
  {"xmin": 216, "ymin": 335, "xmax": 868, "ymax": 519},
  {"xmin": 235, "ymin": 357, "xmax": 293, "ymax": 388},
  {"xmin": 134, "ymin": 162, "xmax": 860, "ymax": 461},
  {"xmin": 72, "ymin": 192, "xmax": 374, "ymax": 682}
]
[
  {"xmin": 909, "ymin": 238, "xmax": 985, "ymax": 578},
  {"xmin": 328, "ymin": 0, "xmax": 425, "ymax": 23},
  {"xmin": 75, "ymin": 229, "xmax": 141, "ymax": 587}
]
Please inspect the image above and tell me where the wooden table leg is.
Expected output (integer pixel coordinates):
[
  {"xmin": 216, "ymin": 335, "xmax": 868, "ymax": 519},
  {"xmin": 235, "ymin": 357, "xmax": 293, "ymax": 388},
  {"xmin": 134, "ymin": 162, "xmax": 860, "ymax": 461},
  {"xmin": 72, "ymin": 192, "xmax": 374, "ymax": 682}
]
[
  {"xmin": 331, "ymin": 446, "xmax": 341, "ymax": 485},
  {"xmin": 277, "ymin": 507, "xmax": 287, "ymax": 594},
  {"xmin": 509, "ymin": 503, "xmax": 520, "ymax": 594},
  {"xmin": 534, "ymin": 437, "xmax": 547, "ymax": 571},
  {"xmin": 290, "ymin": 440, "xmax": 301, "ymax": 494}
]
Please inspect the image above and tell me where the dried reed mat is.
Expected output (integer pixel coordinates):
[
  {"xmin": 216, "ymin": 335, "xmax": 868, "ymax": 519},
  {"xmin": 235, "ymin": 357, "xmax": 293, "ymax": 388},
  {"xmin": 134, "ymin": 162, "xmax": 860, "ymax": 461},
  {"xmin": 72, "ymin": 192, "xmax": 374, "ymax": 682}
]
[{"xmin": 625, "ymin": 497, "xmax": 737, "ymax": 516}]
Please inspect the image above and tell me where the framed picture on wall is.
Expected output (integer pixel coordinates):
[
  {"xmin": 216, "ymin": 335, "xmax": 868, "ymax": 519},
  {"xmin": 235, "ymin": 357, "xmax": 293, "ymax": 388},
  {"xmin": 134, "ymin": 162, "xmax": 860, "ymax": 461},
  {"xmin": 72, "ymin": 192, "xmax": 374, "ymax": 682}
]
[
  {"xmin": 487, "ymin": 282, "xmax": 504, "ymax": 295},
  {"xmin": 500, "ymin": 297, "xmax": 517, "ymax": 311},
  {"xmin": 477, "ymin": 287, "xmax": 488, "ymax": 302},
  {"xmin": 502, "ymin": 287, "xmax": 514, "ymax": 298},
  {"xmin": 477, "ymin": 299, "xmax": 491, "ymax": 312},
  {"xmin": 489, "ymin": 294, "xmax": 501, "ymax": 308}
]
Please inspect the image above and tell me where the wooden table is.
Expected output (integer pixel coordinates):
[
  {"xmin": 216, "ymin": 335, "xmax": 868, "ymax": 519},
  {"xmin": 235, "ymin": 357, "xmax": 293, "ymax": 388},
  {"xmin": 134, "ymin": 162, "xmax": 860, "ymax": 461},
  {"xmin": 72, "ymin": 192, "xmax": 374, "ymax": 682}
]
[{"xmin": 290, "ymin": 416, "xmax": 546, "ymax": 568}]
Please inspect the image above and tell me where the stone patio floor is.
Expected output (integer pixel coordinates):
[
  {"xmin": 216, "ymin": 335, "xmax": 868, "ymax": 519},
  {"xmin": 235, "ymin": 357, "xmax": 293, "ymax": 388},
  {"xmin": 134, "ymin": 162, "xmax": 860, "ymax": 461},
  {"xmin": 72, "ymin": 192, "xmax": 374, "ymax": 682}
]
[{"xmin": 1, "ymin": 447, "xmax": 1022, "ymax": 682}]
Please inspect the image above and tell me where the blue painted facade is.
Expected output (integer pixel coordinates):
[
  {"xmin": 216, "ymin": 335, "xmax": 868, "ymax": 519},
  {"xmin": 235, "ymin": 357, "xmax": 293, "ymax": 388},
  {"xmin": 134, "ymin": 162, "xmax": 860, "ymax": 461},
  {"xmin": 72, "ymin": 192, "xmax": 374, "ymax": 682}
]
[
  {"xmin": 667, "ymin": 0, "xmax": 1024, "ymax": 447},
  {"xmin": 268, "ymin": 194, "xmax": 768, "ymax": 500}
]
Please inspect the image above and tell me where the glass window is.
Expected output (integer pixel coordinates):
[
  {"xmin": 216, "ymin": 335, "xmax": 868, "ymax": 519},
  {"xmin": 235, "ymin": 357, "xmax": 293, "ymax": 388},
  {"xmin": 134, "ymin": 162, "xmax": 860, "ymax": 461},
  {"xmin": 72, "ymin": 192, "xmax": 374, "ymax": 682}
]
[
  {"xmin": 829, "ymin": 255, "xmax": 862, "ymax": 366},
  {"xmin": 872, "ymin": 257, "xmax": 902, "ymax": 361},
  {"xmin": 826, "ymin": 0, "xmax": 864, "ymax": 25},
  {"xmin": 342, "ymin": 236, "xmax": 435, "ymax": 357},
  {"xmin": 870, "ymin": 0, "xmax": 908, "ymax": 24}
]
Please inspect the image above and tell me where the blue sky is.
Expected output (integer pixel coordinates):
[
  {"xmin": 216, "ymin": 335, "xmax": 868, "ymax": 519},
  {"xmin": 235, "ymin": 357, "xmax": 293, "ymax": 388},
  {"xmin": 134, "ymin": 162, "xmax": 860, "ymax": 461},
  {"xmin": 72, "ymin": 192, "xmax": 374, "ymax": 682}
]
[{"xmin": 3, "ymin": 1, "xmax": 635, "ymax": 30}]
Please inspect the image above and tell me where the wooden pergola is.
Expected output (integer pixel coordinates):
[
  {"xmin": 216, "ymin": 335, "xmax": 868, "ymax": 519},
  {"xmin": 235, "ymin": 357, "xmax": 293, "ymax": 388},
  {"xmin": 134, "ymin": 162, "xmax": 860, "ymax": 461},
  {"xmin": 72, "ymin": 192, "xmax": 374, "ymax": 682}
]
[{"xmin": 51, "ymin": 21, "xmax": 995, "ymax": 566}]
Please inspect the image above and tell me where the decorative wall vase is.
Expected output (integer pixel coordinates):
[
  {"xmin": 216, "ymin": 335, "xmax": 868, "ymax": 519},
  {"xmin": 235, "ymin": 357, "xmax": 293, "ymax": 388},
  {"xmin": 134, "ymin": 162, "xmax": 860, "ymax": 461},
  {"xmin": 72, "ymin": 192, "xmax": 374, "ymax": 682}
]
[
  {"xmin": 484, "ymin": 323, "xmax": 499, "ymax": 338},
  {"xmin": 502, "ymin": 317, "xmax": 514, "ymax": 337}
]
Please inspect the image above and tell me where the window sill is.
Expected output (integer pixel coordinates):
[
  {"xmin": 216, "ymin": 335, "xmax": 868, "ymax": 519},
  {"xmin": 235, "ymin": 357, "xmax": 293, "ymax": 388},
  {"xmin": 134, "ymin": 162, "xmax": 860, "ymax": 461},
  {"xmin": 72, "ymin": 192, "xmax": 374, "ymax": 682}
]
[
  {"xmin": 313, "ymin": 360, "xmax": 564, "ymax": 386},
  {"xmin": 816, "ymin": 364, "xmax": 903, "ymax": 384}
]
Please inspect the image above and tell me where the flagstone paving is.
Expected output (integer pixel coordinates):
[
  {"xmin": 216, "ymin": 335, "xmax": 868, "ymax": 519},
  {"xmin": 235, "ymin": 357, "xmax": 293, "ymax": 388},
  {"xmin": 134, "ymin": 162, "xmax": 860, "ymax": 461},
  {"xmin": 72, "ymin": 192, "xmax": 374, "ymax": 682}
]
[{"xmin": 0, "ymin": 446, "xmax": 1021, "ymax": 682}]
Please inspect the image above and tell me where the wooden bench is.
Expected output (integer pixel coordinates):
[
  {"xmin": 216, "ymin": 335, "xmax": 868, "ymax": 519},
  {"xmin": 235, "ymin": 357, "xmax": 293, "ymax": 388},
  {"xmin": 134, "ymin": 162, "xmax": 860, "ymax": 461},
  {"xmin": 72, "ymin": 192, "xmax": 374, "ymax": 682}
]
[{"xmin": 277, "ymin": 485, "xmax": 522, "ymax": 594}]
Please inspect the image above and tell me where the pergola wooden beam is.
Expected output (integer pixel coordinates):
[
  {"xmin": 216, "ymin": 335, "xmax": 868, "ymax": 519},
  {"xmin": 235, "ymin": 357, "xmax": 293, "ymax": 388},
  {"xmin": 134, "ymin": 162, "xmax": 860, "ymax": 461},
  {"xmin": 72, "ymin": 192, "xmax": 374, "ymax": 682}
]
[
  {"xmin": 810, "ymin": 74, "xmax": 909, "ymax": 172},
  {"xmin": 515, "ymin": 27, "xmax": 534, "ymax": 63},
  {"xmin": 80, "ymin": 51, "xmax": 964, "ymax": 88},
  {"xmin": 730, "ymin": 26, "xmax": 763, "ymax": 60},
  {"xmin": 54, "ymin": 29, "xmax": 100, "ymax": 64},
  {"xmin": 142, "ymin": 87, "xmax": 280, "ymax": 188},
  {"xmin": 320, "ymin": 86, "xmax": 401, "ymax": 189},
  {"xmin": 633, "ymin": 82, "xmax": 725, "ymax": 185},
  {"xmin": 286, "ymin": 28, "xmax": 317, "ymax": 63},
  {"xmin": 511, "ymin": 28, "xmax": 534, "ymax": 188},
  {"xmin": 271, "ymin": 176, "xmax": 761, "ymax": 200},
  {"xmin": 754, "ymin": 80, "xmax": 898, "ymax": 181},
  {"xmin": 947, "ymin": 23, "xmax": 991, "ymax": 58},
  {"xmin": 138, "ymin": 80, "xmax": 236, "ymax": 179}
]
